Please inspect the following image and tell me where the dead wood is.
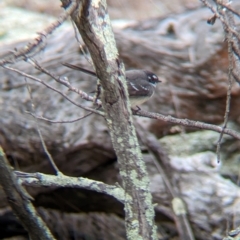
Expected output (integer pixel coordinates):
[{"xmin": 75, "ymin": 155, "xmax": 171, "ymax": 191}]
[{"xmin": 0, "ymin": 6, "xmax": 240, "ymax": 240}]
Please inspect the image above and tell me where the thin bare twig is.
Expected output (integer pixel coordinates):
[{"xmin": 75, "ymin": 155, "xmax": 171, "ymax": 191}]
[
  {"xmin": 71, "ymin": 20, "xmax": 93, "ymax": 67},
  {"xmin": 214, "ymin": 0, "xmax": 240, "ymax": 18},
  {"xmin": 2, "ymin": 65, "xmax": 104, "ymax": 116},
  {"xmin": 216, "ymin": 3, "xmax": 235, "ymax": 162},
  {"xmin": 26, "ymin": 111, "xmax": 93, "ymax": 123},
  {"xmin": 202, "ymin": 0, "xmax": 240, "ymax": 162},
  {"xmin": 200, "ymin": 0, "xmax": 240, "ymax": 40},
  {"xmin": 232, "ymin": 70, "xmax": 240, "ymax": 84},
  {"xmin": 26, "ymin": 58, "xmax": 102, "ymax": 106},
  {"xmin": 134, "ymin": 109, "xmax": 240, "ymax": 140},
  {"xmin": 0, "ymin": 0, "xmax": 77, "ymax": 65},
  {"xmin": 25, "ymin": 78, "xmax": 61, "ymax": 175}
]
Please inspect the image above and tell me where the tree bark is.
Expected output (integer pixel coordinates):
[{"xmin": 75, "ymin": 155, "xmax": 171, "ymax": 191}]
[{"xmin": 65, "ymin": 0, "xmax": 157, "ymax": 239}]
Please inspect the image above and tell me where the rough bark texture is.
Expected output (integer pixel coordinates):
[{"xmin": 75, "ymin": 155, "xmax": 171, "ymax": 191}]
[
  {"xmin": 0, "ymin": 4, "xmax": 240, "ymax": 240},
  {"xmin": 68, "ymin": 1, "xmax": 157, "ymax": 239},
  {"xmin": 0, "ymin": 148, "xmax": 55, "ymax": 240}
]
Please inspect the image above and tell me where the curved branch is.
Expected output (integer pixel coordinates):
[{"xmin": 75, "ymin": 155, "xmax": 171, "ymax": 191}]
[{"xmin": 15, "ymin": 171, "xmax": 125, "ymax": 203}]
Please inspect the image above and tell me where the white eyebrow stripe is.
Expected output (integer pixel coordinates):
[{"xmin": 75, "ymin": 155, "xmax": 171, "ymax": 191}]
[{"xmin": 130, "ymin": 82, "xmax": 139, "ymax": 91}]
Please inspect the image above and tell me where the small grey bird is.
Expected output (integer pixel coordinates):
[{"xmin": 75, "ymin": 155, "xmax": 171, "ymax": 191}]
[{"xmin": 63, "ymin": 63, "xmax": 161, "ymax": 107}]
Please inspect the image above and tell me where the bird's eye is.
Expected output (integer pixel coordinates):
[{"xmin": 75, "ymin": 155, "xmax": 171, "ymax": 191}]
[{"xmin": 148, "ymin": 74, "xmax": 158, "ymax": 81}]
